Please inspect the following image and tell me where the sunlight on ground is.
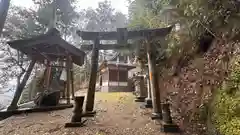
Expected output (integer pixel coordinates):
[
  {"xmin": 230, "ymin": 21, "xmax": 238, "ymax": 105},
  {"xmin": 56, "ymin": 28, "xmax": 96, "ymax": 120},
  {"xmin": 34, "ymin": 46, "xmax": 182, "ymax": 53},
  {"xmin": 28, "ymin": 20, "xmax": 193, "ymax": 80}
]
[{"xmin": 95, "ymin": 92, "xmax": 134, "ymax": 104}]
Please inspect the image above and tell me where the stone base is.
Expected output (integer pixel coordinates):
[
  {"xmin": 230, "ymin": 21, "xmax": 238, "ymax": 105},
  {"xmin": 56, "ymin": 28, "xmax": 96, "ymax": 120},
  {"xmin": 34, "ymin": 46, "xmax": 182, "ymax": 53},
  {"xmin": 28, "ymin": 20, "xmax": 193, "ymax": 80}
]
[
  {"xmin": 65, "ymin": 120, "xmax": 87, "ymax": 128},
  {"xmin": 101, "ymin": 86, "xmax": 132, "ymax": 92},
  {"xmin": 82, "ymin": 111, "xmax": 96, "ymax": 117},
  {"xmin": 139, "ymin": 102, "xmax": 152, "ymax": 109},
  {"xmin": 134, "ymin": 97, "xmax": 146, "ymax": 102},
  {"xmin": 144, "ymin": 103, "xmax": 153, "ymax": 108},
  {"xmin": 151, "ymin": 113, "xmax": 163, "ymax": 120},
  {"xmin": 161, "ymin": 122, "xmax": 180, "ymax": 133},
  {"xmin": 144, "ymin": 98, "xmax": 152, "ymax": 108}
]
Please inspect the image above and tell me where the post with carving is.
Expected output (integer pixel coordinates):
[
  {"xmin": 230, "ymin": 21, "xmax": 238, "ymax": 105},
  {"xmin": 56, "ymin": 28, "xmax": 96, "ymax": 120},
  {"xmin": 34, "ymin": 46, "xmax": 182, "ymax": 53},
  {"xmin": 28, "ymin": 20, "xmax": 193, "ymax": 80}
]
[
  {"xmin": 146, "ymin": 38, "xmax": 162, "ymax": 120},
  {"xmin": 85, "ymin": 37, "xmax": 100, "ymax": 114}
]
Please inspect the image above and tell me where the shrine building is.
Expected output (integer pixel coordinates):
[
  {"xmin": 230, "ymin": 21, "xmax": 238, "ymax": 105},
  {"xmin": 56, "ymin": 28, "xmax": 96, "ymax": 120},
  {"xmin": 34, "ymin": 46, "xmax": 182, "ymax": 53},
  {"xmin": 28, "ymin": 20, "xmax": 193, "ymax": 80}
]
[{"xmin": 97, "ymin": 54, "xmax": 136, "ymax": 92}]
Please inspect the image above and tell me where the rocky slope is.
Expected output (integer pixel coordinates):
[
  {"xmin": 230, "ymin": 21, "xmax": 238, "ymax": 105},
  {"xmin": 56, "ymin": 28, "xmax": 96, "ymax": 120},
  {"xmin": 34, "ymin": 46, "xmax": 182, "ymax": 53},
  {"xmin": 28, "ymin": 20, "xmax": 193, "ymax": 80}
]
[{"xmin": 159, "ymin": 40, "xmax": 238, "ymax": 134}]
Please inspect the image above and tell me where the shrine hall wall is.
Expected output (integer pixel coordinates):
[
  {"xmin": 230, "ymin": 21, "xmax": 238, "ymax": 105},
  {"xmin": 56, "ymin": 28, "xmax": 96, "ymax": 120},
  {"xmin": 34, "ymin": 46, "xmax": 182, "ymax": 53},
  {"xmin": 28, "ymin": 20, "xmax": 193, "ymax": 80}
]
[{"xmin": 100, "ymin": 68, "xmax": 133, "ymax": 92}]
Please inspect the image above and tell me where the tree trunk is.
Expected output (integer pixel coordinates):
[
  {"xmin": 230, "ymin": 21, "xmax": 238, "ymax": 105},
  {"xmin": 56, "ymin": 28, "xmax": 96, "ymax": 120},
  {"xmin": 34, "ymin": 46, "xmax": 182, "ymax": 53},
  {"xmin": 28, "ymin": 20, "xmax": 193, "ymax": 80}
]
[
  {"xmin": 0, "ymin": 0, "xmax": 10, "ymax": 35},
  {"xmin": 8, "ymin": 60, "xmax": 36, "ymax": 110}
]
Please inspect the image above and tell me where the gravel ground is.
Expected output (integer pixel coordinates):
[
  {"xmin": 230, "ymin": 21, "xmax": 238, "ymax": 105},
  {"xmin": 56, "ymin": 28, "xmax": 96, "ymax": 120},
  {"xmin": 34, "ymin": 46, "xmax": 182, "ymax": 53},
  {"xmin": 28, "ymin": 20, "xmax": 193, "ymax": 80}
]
[{"xmin": 0, "ymin": 92, "xmax": 179, "ymax": 135}]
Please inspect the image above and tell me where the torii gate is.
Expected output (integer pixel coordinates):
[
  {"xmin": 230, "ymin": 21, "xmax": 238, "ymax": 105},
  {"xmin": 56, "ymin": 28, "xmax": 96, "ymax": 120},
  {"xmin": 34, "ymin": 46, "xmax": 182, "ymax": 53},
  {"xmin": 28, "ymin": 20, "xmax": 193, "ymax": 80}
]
[{"xmin": 76, "ymin": 26, "xmax": 173, "ymax": 119}]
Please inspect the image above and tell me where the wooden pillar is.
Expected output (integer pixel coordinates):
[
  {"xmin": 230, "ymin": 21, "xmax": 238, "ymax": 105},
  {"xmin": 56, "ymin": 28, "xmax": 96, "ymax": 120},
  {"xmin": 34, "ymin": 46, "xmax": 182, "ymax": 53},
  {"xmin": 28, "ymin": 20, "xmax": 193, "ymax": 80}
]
[
  {"xmin": 85, "ymin": 37, "xmax": 100, "ymax": 112},
  {"xmin": 60, "ymin": 61, "xmax": 66, "ymax": 99},
  {"xmin": 146, "ymin": 39, "xmax": 162, "ymax": 119},
  {"xmin": 8, "ymin": 60, "xmax": 36, "ymax": 110},
  {"xmin": 66, "ymin": 56, "xmax": 71, "ymax": 104},
  {"xmin": 0, "ymin": 0, "xmax": 10, "ymax": 35},
  {"xmin": 70, "ymin": 63, "xmax": 75, "ymax": 99},
  {"xmin": 45, "ymin": 61, "xmax": 52, "ymax": 90}
]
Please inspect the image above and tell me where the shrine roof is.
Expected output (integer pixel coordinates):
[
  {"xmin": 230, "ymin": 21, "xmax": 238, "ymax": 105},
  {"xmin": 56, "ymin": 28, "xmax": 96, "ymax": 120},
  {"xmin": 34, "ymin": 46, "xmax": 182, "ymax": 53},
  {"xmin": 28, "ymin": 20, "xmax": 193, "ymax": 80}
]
[{"xmin": 7, "ymin": 28, "xmax": 85, "ymax": 66}]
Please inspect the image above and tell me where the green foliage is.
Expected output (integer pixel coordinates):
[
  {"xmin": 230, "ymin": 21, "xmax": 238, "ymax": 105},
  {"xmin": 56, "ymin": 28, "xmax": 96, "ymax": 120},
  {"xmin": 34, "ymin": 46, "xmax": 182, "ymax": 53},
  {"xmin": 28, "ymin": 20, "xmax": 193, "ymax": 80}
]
[
  {"xmin": 0, "ymin": 0, "xmax": 80, "ymax": 90},
  {"xmin": 128, "ymin": 0, "xmax": 240, "ymax": 66},
  {"xmin": 213, "ymin": 61, "xmax": 240, "ymax": 135},
  {"xmin": 82, "ymin": 0, "xmax": 128, "ymax": 32},
  {"xmin": 73, "ymin": 1, "xmax": 128, "ymax": 84},
  {"xmin": 129, "ymin": 1, "xmax": 240, "ymax": 134}
]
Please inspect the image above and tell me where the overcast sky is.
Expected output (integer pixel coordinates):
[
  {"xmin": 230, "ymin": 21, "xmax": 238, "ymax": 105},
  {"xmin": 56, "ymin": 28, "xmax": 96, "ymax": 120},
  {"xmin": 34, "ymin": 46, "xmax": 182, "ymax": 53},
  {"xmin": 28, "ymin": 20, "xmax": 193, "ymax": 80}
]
[{"xmin": 12, "ymin": 0, "xmax": 129, "ymax": 14}]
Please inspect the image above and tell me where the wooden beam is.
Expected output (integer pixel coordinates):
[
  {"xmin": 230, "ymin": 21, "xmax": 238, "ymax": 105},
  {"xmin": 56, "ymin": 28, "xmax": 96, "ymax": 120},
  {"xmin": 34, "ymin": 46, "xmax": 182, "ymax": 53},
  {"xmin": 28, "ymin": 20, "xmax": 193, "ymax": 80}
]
[
  {"xmin": 1, "ymin": 104, "xmax": 73, "ymax": 120},
  {"xmin": 66, "ymin": 55, "xmax": 71, "ymax": 104},
  {"xmin": 76, "ymin": 31, "xmax": 117, "ymax": 41},
  {"xmin": 117, "ymin": 28, "xmax": 128, "ymax": 44},
  {"xmin": 76, "ymin": 26, "xmax": 173, "ymax": 40},
  {"xmin": 70, "ymin": 66, "xmax": 74, "ymax": 99},
  {"xmin": 41, "ymin": 52, "xmax": 67, "ymax": 57},
  {"xmin": 32, "ymin": 48, "xmax": 52, "ymax": 61},
  {"xmin": 80, "ymin": 44, "xmax": 133, "ymax": 51},
  {"xmin": 45, "ymin": 61, "xmax": 52, "ymax": 90},
  {"xmin": 8, "ymin": 60, "xmax": 36, "ymax": 110},
  {"xmin": 8, "ymin": 38, "xmax": 52, "ymax": 50},
  {"xmin": 70, "ymin": 60, "xmax": 75, "ymax": 99},
  {"xmin": 49, "ymin": 65, "xmax": 67, "ymax": 68}
]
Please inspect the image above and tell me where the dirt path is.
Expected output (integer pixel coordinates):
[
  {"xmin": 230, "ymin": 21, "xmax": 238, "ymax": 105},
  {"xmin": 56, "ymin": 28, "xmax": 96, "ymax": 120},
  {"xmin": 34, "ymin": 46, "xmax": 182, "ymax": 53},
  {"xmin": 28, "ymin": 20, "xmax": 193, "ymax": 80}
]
[{"xmin": 0, "ymin": 92, "xmax": 179, "ymax": 135}]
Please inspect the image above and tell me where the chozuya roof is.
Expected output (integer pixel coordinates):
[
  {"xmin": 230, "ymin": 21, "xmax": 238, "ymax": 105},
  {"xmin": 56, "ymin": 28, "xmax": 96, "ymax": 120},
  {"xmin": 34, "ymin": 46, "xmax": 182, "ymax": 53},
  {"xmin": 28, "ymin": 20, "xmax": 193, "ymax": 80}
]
[{"xmin": 7, "ymin": 28, "xmax": 86, "ymax": 66}]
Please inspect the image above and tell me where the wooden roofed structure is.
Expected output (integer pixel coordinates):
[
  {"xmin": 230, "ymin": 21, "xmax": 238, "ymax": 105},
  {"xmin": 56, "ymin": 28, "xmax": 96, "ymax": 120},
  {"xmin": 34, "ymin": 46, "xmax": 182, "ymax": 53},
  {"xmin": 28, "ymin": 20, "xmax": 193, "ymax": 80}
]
[
  {"xmin": 8, "ymin": 28, "xmax": 85, "ymax": 66},
  {"xmin": 7, "ymin": 28, "xmax": 86, "ymax": 111}
]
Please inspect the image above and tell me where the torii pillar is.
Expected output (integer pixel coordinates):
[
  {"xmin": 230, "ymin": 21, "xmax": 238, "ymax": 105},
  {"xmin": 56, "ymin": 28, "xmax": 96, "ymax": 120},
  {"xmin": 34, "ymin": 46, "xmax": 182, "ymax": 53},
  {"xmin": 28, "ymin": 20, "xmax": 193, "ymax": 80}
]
[
  {"xmin": 146, "ymin": 37, "xmax": 162, "ymax": 120},
  {"xmin": 85, "ymin": 37, "xmax": 100, "ymax": 113}
]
